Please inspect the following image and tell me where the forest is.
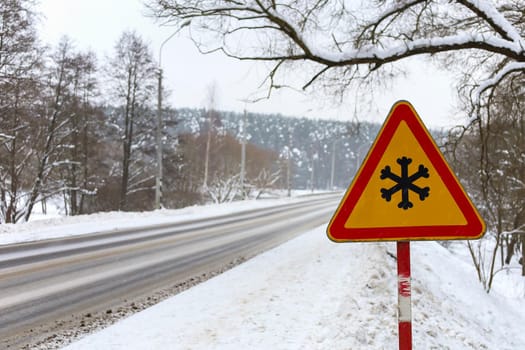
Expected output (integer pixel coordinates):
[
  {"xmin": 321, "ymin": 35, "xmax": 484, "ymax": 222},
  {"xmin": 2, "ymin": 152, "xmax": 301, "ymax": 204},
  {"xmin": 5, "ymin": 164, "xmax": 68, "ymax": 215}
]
[
  {"xmin": 1, "ymin": 0, "xmax": 523, "ymax": 292},
  {"xmin": 0, "ymin": 0, "xmax": 380, "ymax": 221}
]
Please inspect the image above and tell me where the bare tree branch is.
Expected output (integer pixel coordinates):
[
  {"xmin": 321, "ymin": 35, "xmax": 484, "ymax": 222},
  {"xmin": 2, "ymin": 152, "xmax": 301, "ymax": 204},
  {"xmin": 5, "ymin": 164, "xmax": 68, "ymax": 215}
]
[{"xmin": 148, "ymin": 0, "xmax": 525, "ymax": 112}]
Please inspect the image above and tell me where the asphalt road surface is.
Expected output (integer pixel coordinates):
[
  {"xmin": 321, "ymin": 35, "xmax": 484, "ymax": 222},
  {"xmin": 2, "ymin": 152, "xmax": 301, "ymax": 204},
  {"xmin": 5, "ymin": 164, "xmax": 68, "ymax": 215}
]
[{"xmin": 0, "ymin": 194, "xmax": 340, "ymax": 348}]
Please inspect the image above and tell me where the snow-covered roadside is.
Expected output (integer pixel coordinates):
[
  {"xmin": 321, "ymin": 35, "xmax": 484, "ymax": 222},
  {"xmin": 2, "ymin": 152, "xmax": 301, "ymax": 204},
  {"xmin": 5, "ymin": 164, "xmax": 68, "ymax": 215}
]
[
  {"xmin": 62, "ymin": 225, "xmax": 525, "ymax": 350},
  {"xmin": 2, "ymin": 193, "xmax": 523, "ymax": 349},
  {"xmin": 0, "ymin": 192, "xmax": 329, "ymax": 246}
]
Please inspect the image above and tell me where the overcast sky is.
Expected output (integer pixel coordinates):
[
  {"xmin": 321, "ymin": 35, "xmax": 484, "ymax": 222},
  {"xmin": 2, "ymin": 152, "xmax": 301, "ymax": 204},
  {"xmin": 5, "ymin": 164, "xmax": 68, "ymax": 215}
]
[{"xmin": 37, "ymin": 0, "xmax": 463, "ymax": 128}]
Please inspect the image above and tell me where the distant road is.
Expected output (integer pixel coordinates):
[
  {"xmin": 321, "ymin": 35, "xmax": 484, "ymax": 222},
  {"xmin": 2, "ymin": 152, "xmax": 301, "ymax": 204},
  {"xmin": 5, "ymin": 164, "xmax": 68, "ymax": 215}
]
[{"xmin": 0, "ymin": 193, "xmax": 340, "ymax": 348}]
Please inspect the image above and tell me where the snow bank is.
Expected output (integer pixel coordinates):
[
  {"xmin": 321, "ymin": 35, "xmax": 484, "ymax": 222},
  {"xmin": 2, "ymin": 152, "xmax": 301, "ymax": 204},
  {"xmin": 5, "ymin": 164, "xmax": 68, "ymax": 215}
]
[
  {"xmin": 411, "ymin": 241, "xmax": 525, "ymax": 349},
  {"xmin": 0, "ymin": 194, "xmax": 322, "ymax": 246}
]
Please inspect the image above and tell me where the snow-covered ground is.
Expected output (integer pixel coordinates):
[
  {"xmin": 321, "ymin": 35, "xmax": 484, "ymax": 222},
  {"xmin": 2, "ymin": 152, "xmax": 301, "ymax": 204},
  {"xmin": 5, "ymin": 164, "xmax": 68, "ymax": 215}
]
[
  {"xmin": 0, "ymin": 193, "xmax": 323, "ymax": 246},
  {"xmin": 62, "ymin": 227, "xmax": 524, "ymax": 350},
  {"xmin": 2, "ymin": 195, "xmax": 524, "ymax": 349}
]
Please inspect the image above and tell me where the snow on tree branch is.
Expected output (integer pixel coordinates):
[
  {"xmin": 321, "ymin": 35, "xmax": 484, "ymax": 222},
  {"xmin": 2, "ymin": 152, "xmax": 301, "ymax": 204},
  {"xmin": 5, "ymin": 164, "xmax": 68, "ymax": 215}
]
[
  {"xmin": 457, "ymin": 0, "xmax": 524, "ymax": 44},
  {"xmin": 148, "ymin": 0, "xmax": 525, "ymax": 103},
  {"xmin": 473, "ymin": 61, "xmax": 525, "ymax": 103}
]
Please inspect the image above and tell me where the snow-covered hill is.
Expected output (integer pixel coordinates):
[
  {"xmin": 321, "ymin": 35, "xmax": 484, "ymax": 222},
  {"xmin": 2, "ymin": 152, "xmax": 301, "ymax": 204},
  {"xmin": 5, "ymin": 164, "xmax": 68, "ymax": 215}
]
[{"xmin": 1, "ymin": 197, "xmax": 524, "ymax": 349}]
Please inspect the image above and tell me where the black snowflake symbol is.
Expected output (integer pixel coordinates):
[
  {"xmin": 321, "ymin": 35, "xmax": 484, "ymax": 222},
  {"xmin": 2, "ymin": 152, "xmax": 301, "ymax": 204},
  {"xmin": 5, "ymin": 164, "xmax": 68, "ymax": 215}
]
[{"xmin": 380, "ymin": 156, "xmax": 430, "ymax": 210}]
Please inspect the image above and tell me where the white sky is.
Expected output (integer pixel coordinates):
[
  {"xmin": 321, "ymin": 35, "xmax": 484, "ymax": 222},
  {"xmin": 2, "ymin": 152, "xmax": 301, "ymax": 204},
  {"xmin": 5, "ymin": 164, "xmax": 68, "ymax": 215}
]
[{"xmin": 37, "ymin": 0, "xmax": 464, "ymax": 128}]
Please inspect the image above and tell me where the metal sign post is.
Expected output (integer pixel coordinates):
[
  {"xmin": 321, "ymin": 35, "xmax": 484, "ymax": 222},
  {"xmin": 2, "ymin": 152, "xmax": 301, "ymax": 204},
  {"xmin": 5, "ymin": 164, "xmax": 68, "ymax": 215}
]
[{"xmin": 397, "ymin": 241, "xmax": 412, "ymax": 350}]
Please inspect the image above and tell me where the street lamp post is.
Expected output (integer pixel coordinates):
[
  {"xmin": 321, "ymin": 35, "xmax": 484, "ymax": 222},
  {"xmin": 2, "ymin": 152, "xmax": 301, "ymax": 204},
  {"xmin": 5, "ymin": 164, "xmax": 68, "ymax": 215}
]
[
  {"xmin": 240, "ymin": 109, "xmax": 247, "ymax": 198},
  {"xmin": 155, "ymin": 66, "xmax": 163, "ymax": 209},
  {"xmin": 155, "ymin": 20, "xmax": 191, "ymax": 209}
]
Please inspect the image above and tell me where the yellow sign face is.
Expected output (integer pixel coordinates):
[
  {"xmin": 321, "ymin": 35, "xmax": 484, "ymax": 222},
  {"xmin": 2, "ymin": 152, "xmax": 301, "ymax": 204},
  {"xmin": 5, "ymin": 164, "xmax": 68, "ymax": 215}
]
[
  {"xmin": 327, "ymin": 101, "xmax": 485, "ymax": 242},
  {"xmin": 345, "ymin": 120, "xmax": 466, "ymax": 228}
]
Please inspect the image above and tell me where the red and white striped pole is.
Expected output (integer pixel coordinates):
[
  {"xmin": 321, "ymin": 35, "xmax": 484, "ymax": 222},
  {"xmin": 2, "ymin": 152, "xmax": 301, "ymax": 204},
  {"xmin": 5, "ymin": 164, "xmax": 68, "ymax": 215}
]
[{"xmin": 397, "ymin": 241, "xmax": 412, "ymax": 350}]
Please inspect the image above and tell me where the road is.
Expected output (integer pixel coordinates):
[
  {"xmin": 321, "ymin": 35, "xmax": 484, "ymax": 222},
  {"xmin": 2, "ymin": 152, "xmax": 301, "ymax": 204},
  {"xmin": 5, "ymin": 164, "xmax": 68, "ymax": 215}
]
[{"xmin": 0, "ymin": 194, "xmax": 340, "ymax": 348}]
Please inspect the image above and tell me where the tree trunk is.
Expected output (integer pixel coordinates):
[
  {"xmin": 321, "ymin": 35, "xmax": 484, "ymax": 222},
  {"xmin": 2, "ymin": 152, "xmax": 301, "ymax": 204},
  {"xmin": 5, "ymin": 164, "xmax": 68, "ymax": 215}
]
[
  {"xmin": 119, "ymin": 67, "xmax": 135, "ymax": 211},
  {"xmin": 203, "ymin": 111, "xmax": 211, "ymax": 189},
  {"xmin": 522, "ymin": 237, "xmax": 525, "ymax": 277}
]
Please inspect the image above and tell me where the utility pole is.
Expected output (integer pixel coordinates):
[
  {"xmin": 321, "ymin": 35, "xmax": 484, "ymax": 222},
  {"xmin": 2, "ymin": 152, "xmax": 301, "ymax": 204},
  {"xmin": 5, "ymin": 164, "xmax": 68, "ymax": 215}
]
[
  {"xmin": 155, "ymin": 68, "xmax": 163, "ymax": 209},
  {"xmin": 203, "ymin": 109, "xmax": 211, "ymax": 189},
  {"xmin": 330, "ymin": 140, "xmax": 336, "ymax": 189},
  {"xmin": 240, "ymin": 109, "xmax": 247, "ymax": 198},
  {"xmin": 155, "ymin": 20, "xmax": 191, "ymax": 209},
  {"xmin": 287, "ymin": 120, "xmax": 292, "ymax": 197},
  {"xmin": 522, "ymin": 237, "xmax": 525, "ymax": 276},
  {"xmin": 310, "ymin": 146, "xmax": 315, "ymax": 193}
]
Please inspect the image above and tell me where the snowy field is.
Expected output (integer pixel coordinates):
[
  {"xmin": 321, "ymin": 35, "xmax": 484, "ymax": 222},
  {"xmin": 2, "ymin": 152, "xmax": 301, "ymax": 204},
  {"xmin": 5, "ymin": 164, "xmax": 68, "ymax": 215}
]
[{"xmin": 1, "ymin": 195, "xmax": 524, "ymax": 349}]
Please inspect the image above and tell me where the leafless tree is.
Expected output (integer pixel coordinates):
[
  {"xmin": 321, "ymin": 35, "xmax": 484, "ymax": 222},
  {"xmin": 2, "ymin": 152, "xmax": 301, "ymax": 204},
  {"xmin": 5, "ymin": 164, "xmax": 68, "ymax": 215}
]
[
  {"xmin": 447, "ymin": 73, "xmax": 525, "ymax": 290},
  {"xmin": 56, "ymin": 48, "xmax": 99, "ymax": 215},
  {"xmin": 147, "ymin": 1, "xmax": 524, "ymax": 109},
  {"xmin": 23, "ymin": 38, "xmax": 84, "ymax": 222},
  {"xmin": 252, "ymin": 168, "xmax": 280, "ymax": 199},
  {"xmin": 0, "ymin": 3, "xmax": 103, "ymax": 222},
  {"xmin": 0, "ymin": 0, "xmax": 44, "ymax": 223},
  {"xmin": 202, "ymin": 82, "xmax": 222, "ymax": 189},
  {"xmin": 106, "ymin": 31, "xmax": 157, "ymax": 210}
]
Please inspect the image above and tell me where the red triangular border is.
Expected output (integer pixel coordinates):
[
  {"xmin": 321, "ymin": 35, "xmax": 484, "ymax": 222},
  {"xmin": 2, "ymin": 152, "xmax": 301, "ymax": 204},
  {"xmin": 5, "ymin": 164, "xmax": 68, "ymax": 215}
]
[{"xmin": 327, "ymin": 101, "xmax": 485, "ymax": 242}]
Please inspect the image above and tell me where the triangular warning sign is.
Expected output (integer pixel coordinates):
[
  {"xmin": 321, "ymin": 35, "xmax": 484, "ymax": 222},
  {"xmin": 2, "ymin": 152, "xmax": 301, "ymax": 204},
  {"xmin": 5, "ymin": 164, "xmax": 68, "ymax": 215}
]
[{"xmin": 327, "ymin": 101, "xmax": 485, "ymax": 242}]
